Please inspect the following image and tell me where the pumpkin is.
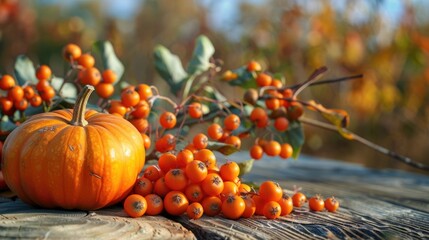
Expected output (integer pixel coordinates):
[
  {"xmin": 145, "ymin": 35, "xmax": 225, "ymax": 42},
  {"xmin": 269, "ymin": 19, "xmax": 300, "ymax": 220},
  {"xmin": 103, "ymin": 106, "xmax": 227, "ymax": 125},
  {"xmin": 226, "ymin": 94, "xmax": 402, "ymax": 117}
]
[{"xmin": 1, "ymin": 85, "xmax": 145, "ymax": 210}]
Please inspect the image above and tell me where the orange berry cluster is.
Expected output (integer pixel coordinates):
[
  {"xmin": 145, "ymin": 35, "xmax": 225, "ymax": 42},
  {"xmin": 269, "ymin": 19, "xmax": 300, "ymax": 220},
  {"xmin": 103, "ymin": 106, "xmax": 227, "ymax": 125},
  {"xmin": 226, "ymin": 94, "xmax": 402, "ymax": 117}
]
[
  {"xmin": 123, "ymin": 145, "xmax": 340, "ymax": 219},
  {"xmin": 0, "ymin": 66, "xmax": 54, "ymax": 116},
  {"xmin": 62, "ymin": 43, "xmax": 118, "ymax": 99},
  {"xmin": 223, "ymin": 60, "xmax": 308, "ymax": 161}
]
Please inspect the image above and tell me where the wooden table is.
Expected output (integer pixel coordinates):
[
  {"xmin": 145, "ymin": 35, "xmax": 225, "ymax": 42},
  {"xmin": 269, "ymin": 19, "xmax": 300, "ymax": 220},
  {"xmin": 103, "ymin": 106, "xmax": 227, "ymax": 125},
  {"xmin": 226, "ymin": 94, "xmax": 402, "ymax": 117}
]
[{"xmin": 1, "ymin": 153, "xmax": 429, "ymax": 239}]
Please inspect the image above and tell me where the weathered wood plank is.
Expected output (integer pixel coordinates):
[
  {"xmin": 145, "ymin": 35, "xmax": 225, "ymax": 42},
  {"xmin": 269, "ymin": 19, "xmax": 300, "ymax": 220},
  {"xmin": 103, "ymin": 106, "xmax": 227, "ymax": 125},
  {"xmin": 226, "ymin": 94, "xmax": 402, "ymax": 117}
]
[
  {"xmin": 0, "ymin": 199, "xmax": 195, "ymax": 240},
  {"xmin": 1, "ymin": 153, "xmax": 428, "ymax": 239},
  {"xmin": 172, "ymin": 153, "xmax": 429, "ymax": 240}
]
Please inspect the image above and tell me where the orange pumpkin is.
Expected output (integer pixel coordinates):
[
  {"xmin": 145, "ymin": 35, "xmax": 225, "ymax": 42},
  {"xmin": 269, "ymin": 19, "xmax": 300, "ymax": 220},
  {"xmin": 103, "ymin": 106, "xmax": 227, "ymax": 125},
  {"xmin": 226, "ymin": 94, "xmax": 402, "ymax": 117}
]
[{"xmin": 1, "ymin": 85, "xmax": 145, "ymax": 210}]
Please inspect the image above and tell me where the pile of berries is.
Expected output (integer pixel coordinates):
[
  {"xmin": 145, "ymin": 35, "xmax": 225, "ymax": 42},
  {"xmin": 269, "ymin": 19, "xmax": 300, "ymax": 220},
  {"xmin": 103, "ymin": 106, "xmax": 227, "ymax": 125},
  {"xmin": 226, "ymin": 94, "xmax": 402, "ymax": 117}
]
[{"xmin": 122, "ymin": 144, "xmax": 340, "ymax": 219}]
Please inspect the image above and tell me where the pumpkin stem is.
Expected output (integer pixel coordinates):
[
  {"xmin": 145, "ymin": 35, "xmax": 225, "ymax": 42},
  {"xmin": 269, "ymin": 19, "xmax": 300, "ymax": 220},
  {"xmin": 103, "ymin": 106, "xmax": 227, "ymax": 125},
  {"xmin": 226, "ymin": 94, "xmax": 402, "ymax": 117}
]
[{"xmin": 70, "ymin": 85, "xmax": 95, "ymax": 127}]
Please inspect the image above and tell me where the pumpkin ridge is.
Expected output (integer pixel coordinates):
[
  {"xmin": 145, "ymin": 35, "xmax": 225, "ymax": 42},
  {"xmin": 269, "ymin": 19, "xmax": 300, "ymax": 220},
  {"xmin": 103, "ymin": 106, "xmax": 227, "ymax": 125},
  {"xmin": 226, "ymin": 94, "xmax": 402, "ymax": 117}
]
[
  {"xmin": 91, "ymin": 126, "xmax": 108, "ymax": 209},
  {"xmin": 91, "ymin": 119, "xmax": 144, "ymax": 205}
]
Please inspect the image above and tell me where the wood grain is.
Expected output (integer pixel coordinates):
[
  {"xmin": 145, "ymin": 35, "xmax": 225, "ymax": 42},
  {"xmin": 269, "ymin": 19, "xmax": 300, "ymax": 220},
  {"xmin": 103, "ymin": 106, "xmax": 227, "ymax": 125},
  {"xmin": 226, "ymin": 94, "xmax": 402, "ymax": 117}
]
[{"xmin": 0, "ymin": 200, "xmax": 195, "ymax": 239}]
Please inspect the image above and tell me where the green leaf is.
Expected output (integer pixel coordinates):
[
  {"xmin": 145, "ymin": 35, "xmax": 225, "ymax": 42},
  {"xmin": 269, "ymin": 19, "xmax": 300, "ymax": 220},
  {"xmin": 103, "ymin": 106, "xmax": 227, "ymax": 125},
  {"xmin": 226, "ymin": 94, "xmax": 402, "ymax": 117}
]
[
  {"xmin": 282, "ymin": 121, "xmax": 305, "ymax": 159},
  {"xmin": 0, "ymin": 115, "xmax": 17, "ymax": 132},
  {"xmin": 153, "ymin": 45, "xmax": 188, "ymax": 94},
  {"xmin": 94, "ymin": 41, "xmax": 124, "ymax": 83},
  {"xmin": 227, "ymin": 66, "xmax": 257, "ymax": 89},
  {"xmin": 51, "ymin": 77, "xmax": 78, "ymax": 99},
  {"xmin": 187, "ymin": 35, "xmax": 215, "ymax": 75},
  {"xmin": 14, "ymin": 55, "xmax": 38, "ymax": 86},
  {"xmin": 238, "ymin": 159, "xmax": 254, "ymax": 177},
  {"xmin": 206, "ymin": 141, "xmax": 239, "ymax": 155}
]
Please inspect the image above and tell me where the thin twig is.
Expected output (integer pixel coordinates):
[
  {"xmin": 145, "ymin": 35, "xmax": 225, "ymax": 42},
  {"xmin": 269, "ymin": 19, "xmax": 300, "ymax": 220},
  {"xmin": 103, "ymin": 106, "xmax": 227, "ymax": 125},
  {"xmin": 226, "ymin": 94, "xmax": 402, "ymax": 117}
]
[
  {"xmin": 300, "ymin": 117, "xmax": 429, "ymax": 171},
  {"xmin": 289, "ymin": 74, "xmax": 363, "ymax": 90}
]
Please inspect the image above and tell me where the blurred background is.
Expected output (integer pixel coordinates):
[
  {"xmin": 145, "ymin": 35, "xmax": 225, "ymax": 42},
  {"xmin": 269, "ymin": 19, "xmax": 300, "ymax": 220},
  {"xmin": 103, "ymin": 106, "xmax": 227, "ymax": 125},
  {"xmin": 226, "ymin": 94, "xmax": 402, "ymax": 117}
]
[{"xmin": 1, "ymin": 0, "xmax": 428, "ymax": 174}]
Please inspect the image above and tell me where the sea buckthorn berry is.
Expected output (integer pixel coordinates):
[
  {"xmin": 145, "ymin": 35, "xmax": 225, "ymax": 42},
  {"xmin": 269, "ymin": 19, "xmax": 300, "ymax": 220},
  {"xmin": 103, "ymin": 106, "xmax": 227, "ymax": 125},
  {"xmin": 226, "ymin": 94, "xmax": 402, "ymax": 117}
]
[
  {"xmin": 155, "ymin": 134, "xmax": 176, "ymax": 153},
  {"xmin": 187, "ymin": 202, "xmax": 204, "ymax": 220},
  {"xmin": 63, "ymin": 43, "xmax": 82, "ymax": 61},
  {"xmin": 29, "ymin": 95, "xmax": 42, "ymax": 107},
  {"xmin": 163, "ymin": 191, "xmax": 189, "ymax": 216},
  {"xmin": 129, "ymin": 118, "xmax": 149, "ymax": 133},
  {"xmin": 247, "ymin": 60, "xmax": 262, "ymax": 72},
  {"xmin": 271, "ymin": 79, "xmax": 283, "ymax": 88},
  {"xmin": 256, "ymin": 73, "xmax": 272, "ymax": 87},
  {"xmin": 185, "ymin": 183, "xmax": 205, "ymax": 203},
  {"xmin": 143, "ymin": 165, "xmax": 162, "ymax": 182},
  {"xmin": 264, "ymin": 140, "xmax": 281, "ymax": 157},
  {"xmin": 193, "ymin": 133, "xmax": 208, "ymax": 150},
  {"xmin": 252, "ymin": 195, "xmax": 265, "ymax": 216},
  {"xmin": 79, "ymin": 67, "xmax": 101, "ymax": 86},
  {"xmin": 263, "ymin": 201, "xmax": 281, "ymax": 219},
  {"xmin": 164, "ymin": 169, "xmax": 188, "ymax": 191},
  {"xmin": 135, "ymin": 84, "xmax": 153, "ymax": 101},
  {"xmin": 36, "ymin": 65, "xmax": 52, "ymax": 81},
  {"xmin": 224, "ymin": 114, "xmax": 240, "ymax": 131},
  {"xmin": 250, "ymin": 145, "xmax": 264, "ymax": 160},
  {"xmin": 309, "ymin": 195, "xmax": 325, "ymax": 212},
  {"xmin": 185, "ymin": 160, "xmax": 208, "ymax": 183},
  {"xmin": 194, "ymin": 149, "xmax": 216, "ymax": 169},
  {"xmin": 222, "ymin": 70, "xmax": 238, "ymax": 81},
  {"xmin": 95, "ymin": 82, "xmax": 114, "ymax": 99},
  {"xmin": 265, "ymin": 97, "xmax": 280, "ymax": 110},
  {"xmin": 141, "ymin": 133, "xmax": 151, "ymax": 150},
  {"xmin": 188, "ymin": 102, "xmax": 203, "ymax": 119},
  {"xmin": 221, "ymin": 181, "xmax": 239, "ymax": 200},
  {"xmin": 77, "ymin": 53, "xmax": 95, "ymax": 68},
  {"xmin": 324, "ymin": 197, "xmax": 339, "ymax": 212},
  {"xmin": 224, "ymin": 135, "xmax": 241, "ymax": 149},
  {"xmin": 23, "ymin": 86, "xmax": 35, "ymax": 100},
  {"xmin": 219, "ymin": 161, "xmax": 240, "ymax": 182},
  {"xmin": 207, "ymin": 123, "xmax": 223, "ymax": 140},
  {"xmin": 7, "ymin": 86, "xmax": 24, "ymax": 102},
  {"xmin": 131, "ymin": 100, "xmax": 150, "ymax": 119},
  {"xmin": 153, "ymin": 177, "xmax": 170, "ymax": 198},
  {"xmin": 133, "ymin": 177, "xmax": 153, "ymax": 197},
  {"xmin": 274, "ymin": 117, "xmax": 289, "ymax": 132},
  {"xmin": 145, "ymin": 194, "xmax": 164, "ymax": 216},
  {"xmin": 14, "ymin": 99, "xmax": 28, "ymax": 111},
  {"xmin": 201, "ymin": 173, "xmax": 224, "ymax": 196},
  {"xmin": 250, "ymin": 107, "xmax": 269, "ymax": 128},
  {"xmin": 238, "ymin": 183, "xmax": 252, "ymax": 194},
  {"xmin": 202, "ymin": 196, "xmax": 222, "ymax": 216},
  {"xmin": 280, "ymin": 143, "xmax": 293, "ymax": 159},
  {"xmin": 278, "ymin": 194, "xmax": 293, "ymax": 216},
  {"xmin": 120, "ymin": 88, "xmax": 140, "ymax": 107},
  {"xmin": 221, "ymin": 194, "xmax": 245, "ymax": 220},
  {"xmin": 292, "ymin": 192, "xmax": 307, "ymax": 207},
  {"xmin": 241, "ymin": 195, "xmax": 256, "ymax": 218},
  {"xmin": 108, "ymin": 101, "xmax": 127, "ymax": 117},
  {"xmin": 123, "ymin": 194, "xmax": 147, "ymax": 218},
  {"xmin": 101, "ymin": 69, "xmax": 117, "ymax": 84},
  {"xmin": 287, "ymin": 102, "xmax": 304, "ymax": 121},
  {"xmin": 0, "ymin": 97, "xmax": 13, "ymax": 112},
  {"xmin": 259, "ymin": 181, "xmax": 283, "ymax": 202},
  {"xmin": 36, "ymin": 79, "xmax": 50, "ymax": 92},
  {"xmin": 158, "ymin": 153, "xmax": 177, "ymax": 173},
  {"xmin": 176, "ymin": 149, "xmax": 194, "ymax": 168},
  {"xmin": 159, "ymin": 111, "xmax": 176, "ymax": 129},
  {"xmin": 0, "ymin": 74, "xmax": 15, "ymax": 90},
  {"xmin": 39, "ymin": 86, "xmax": 56, "ymax": 101}
]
